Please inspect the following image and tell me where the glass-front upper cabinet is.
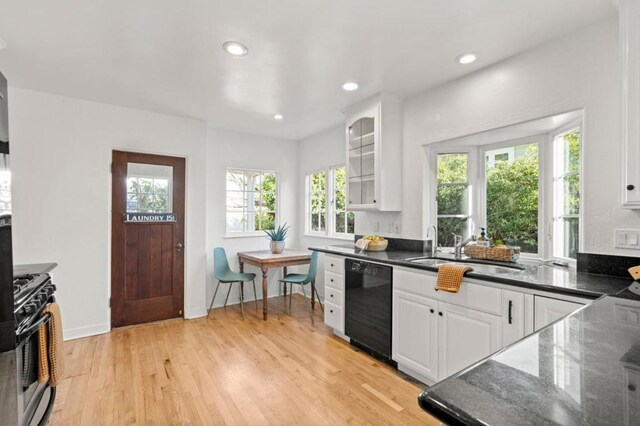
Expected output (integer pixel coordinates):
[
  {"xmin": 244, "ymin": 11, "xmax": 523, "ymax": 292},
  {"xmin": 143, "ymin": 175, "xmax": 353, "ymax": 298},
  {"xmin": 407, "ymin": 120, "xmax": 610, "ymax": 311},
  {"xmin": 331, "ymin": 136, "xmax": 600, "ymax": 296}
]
[
  {"xmin": 344, "ymin": 93, "xmax": 403, "ymax": 211},
  {"xmin": 348, "ymin": 115, "xmax": 376, "ymax": 207}
]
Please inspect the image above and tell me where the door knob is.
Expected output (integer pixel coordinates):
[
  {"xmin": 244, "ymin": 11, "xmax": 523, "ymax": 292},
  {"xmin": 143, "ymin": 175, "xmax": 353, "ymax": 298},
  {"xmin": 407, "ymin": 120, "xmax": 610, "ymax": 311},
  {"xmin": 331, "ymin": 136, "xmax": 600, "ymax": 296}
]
[{"xmin": 176, "ymin": 243, "xmax": 184, "ymax": 253}]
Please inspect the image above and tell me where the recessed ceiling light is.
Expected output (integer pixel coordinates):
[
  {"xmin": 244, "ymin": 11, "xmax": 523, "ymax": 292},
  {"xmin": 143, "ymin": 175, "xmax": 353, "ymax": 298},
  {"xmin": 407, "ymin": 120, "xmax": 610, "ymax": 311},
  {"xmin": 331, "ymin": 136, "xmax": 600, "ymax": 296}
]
[
  {"xmin": 455, "ymin": 52, "xmax": 478, "ymax": 64},
  {"xmin": 274, "ymin": 114, "xmax": 283, "ymax": 120},
  {"xmin": 341, "ymin": 82, "xmax": 359, "ymax": 91},
  {"xmin": 222, "ymin": 41, "xmax": 248, "ymax": 56}
]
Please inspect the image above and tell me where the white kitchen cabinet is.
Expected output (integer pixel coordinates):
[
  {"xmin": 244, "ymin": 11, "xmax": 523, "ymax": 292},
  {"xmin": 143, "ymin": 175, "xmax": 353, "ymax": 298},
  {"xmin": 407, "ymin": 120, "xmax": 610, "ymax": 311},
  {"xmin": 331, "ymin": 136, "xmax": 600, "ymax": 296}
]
[
  {"xmin": 502, "ymin": 289, "xmax": 525, "ymax": 347},
  {"xmin": 392, "ymin": 290, "xmax": 439, "ymax": 383},
  {"xmin": 438, "ymin": 301, "xmax": 502, "ymax": 379},
  {"xmin": 343, "ymin": 92, "xmax": 402, "ymax": 211},
  {"xmin": 534, "ymin": 295, "xmax": 584, "ymax": 331},
  {"xmin": 324, "ymin": 254, "xmax": 345, "ymax": 333},
  {"xmin": 621, "ymin": 0, "xmax": 640, "ymax": 207}
]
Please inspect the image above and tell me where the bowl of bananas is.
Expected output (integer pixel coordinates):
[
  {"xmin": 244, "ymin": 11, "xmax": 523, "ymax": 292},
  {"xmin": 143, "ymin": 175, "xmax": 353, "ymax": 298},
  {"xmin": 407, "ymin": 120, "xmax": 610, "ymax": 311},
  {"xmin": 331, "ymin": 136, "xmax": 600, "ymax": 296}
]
[{"xmin": 363, "ymin": 235, "xmax": 388, "ymax": 252}]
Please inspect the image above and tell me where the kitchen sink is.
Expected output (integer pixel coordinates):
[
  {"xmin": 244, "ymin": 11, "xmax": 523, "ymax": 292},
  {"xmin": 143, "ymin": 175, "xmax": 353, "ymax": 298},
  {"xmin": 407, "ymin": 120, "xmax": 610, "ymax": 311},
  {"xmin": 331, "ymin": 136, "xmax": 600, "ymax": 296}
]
[{"xmin": 405, "ymin": 255, "xmax": 525, "ymax": 273}]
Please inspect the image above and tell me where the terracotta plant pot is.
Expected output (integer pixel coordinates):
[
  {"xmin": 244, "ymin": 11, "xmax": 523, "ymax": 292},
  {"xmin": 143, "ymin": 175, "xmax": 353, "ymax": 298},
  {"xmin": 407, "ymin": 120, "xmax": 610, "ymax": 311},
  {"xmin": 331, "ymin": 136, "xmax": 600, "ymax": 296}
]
[{"xmin": 270, "ymin": 240, "xmax": 285, "ymax": 254}]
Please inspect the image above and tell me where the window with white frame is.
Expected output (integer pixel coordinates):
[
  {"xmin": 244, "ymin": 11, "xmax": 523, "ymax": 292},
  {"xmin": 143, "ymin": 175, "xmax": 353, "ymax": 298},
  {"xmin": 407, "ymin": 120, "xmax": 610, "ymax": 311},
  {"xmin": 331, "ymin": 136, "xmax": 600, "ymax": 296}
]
[
  {"xmin": 430, "ymin": 122, "xmax": 581, "ymax": 261},
  {"xmin": 306, "ymin": 166, "xmax": 355, "ymax": 237},
  {"xmin": 436, "ymin": 153, "xmax": 471, "ymax": 248},
  {"xmin": 553, "ymin": 128, "xmax": 580, "ymax": 259},
  {"xmin": 226, "ymin": 169, "xmax": 278, "ymax": 235},
  {"xmin": 309, "ymin": 170, "xmax": 326, "ymax": 233},
  {"xmin": 485, "ymin": 142, "xmax": 539, "ymax": 254}
]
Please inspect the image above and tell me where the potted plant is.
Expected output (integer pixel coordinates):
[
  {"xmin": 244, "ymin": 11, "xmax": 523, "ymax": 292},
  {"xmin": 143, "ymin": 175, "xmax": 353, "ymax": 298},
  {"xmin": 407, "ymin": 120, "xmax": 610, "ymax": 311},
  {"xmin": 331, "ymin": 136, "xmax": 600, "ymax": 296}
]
[{"xmin": 265, "ymin": 223, "xmax": 290, "ymax": 254}]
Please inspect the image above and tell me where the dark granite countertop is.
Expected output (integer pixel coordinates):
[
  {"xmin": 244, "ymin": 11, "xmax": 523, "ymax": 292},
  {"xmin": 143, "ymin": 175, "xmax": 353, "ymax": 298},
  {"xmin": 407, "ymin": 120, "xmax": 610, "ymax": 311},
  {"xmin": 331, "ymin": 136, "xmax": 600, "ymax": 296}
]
[
  {"xmin": 418, "ymin": 290, "xmax": 640, "ymax": 425},
  {"xmin": 310, "ymin": 245, "xmax": 631, "ymax": 299},
  {"xmin": 13, "ymin": 263, "xmax": 58, "ymax": 275}
]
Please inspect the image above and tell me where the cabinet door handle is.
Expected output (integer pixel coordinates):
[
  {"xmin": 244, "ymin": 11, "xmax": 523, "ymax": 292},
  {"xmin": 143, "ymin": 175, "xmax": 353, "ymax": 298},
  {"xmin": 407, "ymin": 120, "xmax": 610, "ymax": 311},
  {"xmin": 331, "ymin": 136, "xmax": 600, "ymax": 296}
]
[
  {"xmin": 331, "ymin": 278, "xmax": 334, "ymax": 282},
  {"xmin": 629, "ymin": 384, "xmax": 637, "ymax": 391},
  {"xmin": 430, "ymin": 309, "xmax": 434, "ymax": 314},
  {"xmin": 330, "ymin": 294, "xmax": 334, "ymax": 298},
  {"xmin": 508, "ymin": 300, "xmax": 513, "ymax": 325},
  {"xmin": 331, "ymin": 263, "xmax": 334, "ymax": 267},
  {"xmin": 628, "ymin": 185, "xmax": 635, "ymax": 191},
  {"xmin": 330, "ymin": 309, "xmax": 333, "ymax": 313},
  {"xmin": 438, "ymin": 312, "xmax": 443, "ymax": 316}
]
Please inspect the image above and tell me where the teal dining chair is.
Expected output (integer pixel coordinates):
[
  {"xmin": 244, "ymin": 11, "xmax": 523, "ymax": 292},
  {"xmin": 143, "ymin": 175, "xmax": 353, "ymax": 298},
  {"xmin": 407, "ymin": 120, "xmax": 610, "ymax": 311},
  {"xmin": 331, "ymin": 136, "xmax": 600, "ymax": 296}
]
[
  {"xmin": 278, "ymin": 251, "xmax": 323, "ymax": 324},
  {"xmin": 210, "ymin": 247, "xmax": 257, "ymax": 319}
]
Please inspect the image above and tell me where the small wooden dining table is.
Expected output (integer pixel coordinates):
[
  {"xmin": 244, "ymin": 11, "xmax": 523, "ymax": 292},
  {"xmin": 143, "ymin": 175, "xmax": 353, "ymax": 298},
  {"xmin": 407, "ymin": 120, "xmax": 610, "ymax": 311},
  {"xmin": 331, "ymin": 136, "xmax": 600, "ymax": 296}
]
[{"xmin": 237, "ymin": 250, "xmax": 312, "ymax": 320}]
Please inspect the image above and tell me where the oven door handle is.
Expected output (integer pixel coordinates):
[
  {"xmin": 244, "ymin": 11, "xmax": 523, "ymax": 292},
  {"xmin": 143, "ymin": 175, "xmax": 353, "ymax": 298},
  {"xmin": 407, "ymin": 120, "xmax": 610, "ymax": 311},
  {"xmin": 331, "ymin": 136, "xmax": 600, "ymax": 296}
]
[{"xmin": 17, "ymin": 313, "xmax": 51, "ymax": 341}]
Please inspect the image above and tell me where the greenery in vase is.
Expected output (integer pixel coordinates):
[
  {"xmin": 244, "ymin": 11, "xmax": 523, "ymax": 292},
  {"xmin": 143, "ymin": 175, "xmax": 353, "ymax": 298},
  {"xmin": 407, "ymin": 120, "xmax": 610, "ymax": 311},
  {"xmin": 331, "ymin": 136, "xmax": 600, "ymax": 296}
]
[{"xmin": 265, "ymin": 223, "xmax": 290, "ymax": 241}]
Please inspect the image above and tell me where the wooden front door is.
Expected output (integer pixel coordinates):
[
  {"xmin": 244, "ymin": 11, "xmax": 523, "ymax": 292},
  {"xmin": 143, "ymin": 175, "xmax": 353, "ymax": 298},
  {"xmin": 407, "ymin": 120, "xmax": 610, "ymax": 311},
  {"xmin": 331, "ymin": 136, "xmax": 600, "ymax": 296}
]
[{"xmin": 111, "ymin": 150, "xmax": 185, "ymax": 327}]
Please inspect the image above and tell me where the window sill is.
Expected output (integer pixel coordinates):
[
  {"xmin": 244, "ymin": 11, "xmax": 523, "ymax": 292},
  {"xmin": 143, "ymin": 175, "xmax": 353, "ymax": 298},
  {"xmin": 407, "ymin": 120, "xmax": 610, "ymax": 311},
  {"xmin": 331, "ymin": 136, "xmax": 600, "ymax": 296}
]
[
  {"xmin": 303, "ymin": 233, "xmax": 354, "ymax": 242},
  {"xmin": 224, "ymin": 233, "xmax": 268, "ymax": 239}
]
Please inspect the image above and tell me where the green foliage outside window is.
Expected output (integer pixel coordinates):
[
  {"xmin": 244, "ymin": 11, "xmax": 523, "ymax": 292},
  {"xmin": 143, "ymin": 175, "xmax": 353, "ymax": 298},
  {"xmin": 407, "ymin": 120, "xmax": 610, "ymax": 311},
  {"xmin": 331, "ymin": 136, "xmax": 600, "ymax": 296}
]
[
  {"xmin": 486, "ymin": 144, "xmax": 539, "ymax": 253},
  {"xmin": 435, "ymin": 130, "xmax": 580, "ymax": 257},
  {"xmin": 436, "ymin": 154, "xmax": 469, "ymax": 247},
  {"xmin": 127, "ymin": 178, "xmax": 169, "ymax": 213},
  {"xmin": 308, "ymin": 167, "xmax": 354, "ymax": 235},
  {"xmin": 254, "ymin": 173, "xmax": 277, "ymax": 231}
]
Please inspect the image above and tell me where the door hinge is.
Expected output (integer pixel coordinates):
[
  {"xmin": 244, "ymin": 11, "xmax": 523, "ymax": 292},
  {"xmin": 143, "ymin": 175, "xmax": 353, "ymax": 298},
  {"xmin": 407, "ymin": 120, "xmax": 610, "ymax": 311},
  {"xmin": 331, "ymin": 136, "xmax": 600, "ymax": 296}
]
[
  {"xmin": 109, "ymin": 298, "xmax": 112, "ymax": 308},
  {"xmin": 178, "ymin": 310, "xmax": 183, "ymax": 315},
  {"xmin": 110, "ymin": 162, "xmax": 113, "ymax": 173}
]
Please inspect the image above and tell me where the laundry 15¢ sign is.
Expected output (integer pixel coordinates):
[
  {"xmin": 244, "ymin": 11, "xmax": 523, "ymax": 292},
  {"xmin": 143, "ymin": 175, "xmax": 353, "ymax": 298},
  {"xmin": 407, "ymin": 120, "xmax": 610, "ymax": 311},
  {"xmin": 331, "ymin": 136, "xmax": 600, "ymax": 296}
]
[{"xmin": 125, "ymin": 213, "xmax": 176, "ymax": 223}]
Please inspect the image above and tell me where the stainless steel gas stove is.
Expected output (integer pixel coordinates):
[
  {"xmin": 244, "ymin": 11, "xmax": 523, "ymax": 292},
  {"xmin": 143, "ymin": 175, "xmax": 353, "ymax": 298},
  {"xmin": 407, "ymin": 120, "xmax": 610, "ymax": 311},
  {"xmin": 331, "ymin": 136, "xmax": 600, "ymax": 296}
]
[{"xmin": 12, "ymin": 271, "xmax": 58, "ymax": 426}]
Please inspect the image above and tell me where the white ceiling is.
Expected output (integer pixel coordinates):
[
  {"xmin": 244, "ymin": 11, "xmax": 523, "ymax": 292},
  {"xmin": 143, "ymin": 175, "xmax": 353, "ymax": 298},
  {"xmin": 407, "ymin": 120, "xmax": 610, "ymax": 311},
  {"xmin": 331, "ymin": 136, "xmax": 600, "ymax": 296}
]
[{"xmin": 0, "ymin": 0, "xmax": 616, "ymax": 140}]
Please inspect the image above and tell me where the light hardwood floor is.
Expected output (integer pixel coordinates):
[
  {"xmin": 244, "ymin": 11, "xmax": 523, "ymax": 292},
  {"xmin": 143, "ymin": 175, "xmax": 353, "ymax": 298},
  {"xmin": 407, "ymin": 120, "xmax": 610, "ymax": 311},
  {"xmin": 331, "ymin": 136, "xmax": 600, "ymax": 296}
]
[{"xmin": 51, "ymin": 295, "xmax": 440, "ymax": 425}]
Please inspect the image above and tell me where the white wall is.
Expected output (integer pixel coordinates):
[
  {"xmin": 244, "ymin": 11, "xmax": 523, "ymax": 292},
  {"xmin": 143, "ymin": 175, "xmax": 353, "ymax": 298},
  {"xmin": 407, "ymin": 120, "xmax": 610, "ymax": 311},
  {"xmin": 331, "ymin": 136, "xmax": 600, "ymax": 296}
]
[
  {"xmin": 9, "ymin": 88, "xmax": 208, "ymax": 339},
  {"xmin": 205, "ymin": 128, "xmax": 300, "ymax": 307},
  {"xmin": 382, "ymin": 16, "xmax": 638, "ymax": 256},
  {"xmin": 297, "ymin": 125, "xmax": 354, "ymax": 296}
]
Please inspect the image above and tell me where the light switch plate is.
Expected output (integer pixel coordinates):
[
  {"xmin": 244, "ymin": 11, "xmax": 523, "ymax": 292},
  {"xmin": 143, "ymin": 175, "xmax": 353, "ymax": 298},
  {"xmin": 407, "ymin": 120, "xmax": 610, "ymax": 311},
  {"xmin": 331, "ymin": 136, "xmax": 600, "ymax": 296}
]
[{"xmin": 615, "ymin": 229, "xmax": 640, "ymax": 249}]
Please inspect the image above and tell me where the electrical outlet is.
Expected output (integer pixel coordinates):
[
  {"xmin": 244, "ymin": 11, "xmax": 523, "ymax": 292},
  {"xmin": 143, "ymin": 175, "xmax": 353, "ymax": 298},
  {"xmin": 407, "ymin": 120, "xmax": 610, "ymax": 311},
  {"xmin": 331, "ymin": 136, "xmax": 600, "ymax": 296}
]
[{"xmin": 615, "ymin": 229, "xmax": 640, "ymax": 249}]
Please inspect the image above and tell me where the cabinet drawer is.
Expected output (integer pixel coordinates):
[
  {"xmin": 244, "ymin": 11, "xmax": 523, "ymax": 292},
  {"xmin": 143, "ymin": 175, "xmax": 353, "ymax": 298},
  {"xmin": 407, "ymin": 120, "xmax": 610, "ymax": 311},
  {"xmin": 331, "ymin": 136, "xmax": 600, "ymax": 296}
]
[
  {"xmin": 325, "ymin": 255, "xmax": 345, "ymax": 274},
  {"xmin": 394, "ymin": 268, "xmax": 439, "ymax": 300},
  {"xmin": 324, "ymin": 286, "xmax": 344, "ymax": 307},
  {"xmin": 324, "ymin": 271, "xmax": 344, "ymax": 290},
  {"xmin": 324, "ymin": 301, "xmax": 344, "ymax": 333},
  {"xmin": 438, "ymin": 280, "xmax": 502, "ymax": 316}
]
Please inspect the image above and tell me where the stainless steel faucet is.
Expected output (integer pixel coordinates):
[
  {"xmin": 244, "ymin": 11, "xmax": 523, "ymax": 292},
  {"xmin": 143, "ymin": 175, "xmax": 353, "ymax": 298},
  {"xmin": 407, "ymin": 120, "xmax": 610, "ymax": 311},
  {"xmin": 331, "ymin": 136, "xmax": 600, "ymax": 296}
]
[
  {"xmin": 454, "ymin": 234, "xmax": 476, "ymax": 260},
  {"xmin": 426, "ymin": 224, "xmax": 438, "ymax": 257}
]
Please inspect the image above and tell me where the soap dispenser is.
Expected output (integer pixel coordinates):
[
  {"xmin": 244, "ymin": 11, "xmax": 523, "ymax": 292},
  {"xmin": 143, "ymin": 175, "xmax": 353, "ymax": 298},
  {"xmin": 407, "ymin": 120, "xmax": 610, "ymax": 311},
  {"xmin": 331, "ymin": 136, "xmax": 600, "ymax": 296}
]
[{"xmin": 477, "ymin": 227, "xmax": 490, "ymax": 246}]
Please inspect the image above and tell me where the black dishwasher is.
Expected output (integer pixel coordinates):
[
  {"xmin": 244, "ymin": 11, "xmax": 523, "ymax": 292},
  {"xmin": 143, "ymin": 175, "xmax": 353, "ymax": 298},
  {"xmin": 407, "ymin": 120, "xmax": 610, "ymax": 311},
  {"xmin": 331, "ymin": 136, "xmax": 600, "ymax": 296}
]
[{"xmin": 345, "ymin": 259, "xmax": 395, "ymax": 366}]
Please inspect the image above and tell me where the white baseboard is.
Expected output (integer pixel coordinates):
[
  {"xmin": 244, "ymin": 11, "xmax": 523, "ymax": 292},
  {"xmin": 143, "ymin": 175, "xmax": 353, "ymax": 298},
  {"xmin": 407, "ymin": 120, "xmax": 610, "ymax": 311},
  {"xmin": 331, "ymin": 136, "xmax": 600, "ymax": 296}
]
[
  {"xmin": 333, "ymin": 330, "xmax": 350, "ymax": 342},
  {"xmin": 185, "ymin": 305, "xmax": 207, "ymax": 319},
  {"xmin": 63, "ymin": 323, "xmax": 110, "ymax": 341}
]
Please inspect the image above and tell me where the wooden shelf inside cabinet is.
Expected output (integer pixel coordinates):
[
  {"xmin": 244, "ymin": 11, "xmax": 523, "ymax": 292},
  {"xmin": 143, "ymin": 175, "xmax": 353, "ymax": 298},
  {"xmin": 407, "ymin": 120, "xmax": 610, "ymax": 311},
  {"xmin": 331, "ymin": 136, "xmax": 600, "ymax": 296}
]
[{"xmin": 349, "ymin": 175, "xmax": 375, "ymax": 182}]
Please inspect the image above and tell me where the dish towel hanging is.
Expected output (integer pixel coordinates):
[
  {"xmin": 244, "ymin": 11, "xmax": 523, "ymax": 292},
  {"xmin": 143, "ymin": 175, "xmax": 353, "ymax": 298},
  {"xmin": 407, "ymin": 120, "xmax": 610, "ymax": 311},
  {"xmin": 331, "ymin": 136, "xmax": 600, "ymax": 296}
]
[
  {"xmin": 436, "ymin": 263, "xmax": 474, "ymax": 293},
  {"xmin": 38, "ymin": 302, "xmax": 64, "ymax": 386}
]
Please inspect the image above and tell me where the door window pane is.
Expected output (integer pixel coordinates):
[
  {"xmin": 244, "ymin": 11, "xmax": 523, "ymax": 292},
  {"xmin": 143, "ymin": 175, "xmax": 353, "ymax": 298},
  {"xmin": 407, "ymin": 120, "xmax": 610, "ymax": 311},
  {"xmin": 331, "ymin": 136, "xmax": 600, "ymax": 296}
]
[
  {"xmin": 485, "ymin": 143, "xmax": 539, "ymax": 254},
  {"xmin": 126, "ymin": 163, "xmax": 173, "ymax": 213}
]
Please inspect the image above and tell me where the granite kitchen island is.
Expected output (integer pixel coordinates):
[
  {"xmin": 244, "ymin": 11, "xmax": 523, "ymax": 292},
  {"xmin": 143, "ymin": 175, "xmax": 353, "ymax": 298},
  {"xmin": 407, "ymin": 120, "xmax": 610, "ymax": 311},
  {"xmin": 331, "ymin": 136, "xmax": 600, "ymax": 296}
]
[{"xmin": 418, "ymin": 288, "xmax": 640, "ymax": 425}]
